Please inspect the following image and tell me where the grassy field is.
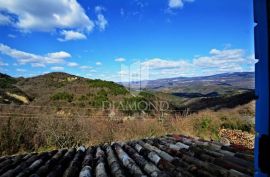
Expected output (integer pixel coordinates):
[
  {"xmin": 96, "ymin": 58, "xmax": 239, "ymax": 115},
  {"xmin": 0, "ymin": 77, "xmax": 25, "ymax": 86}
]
[{"xmin": 0, "ymin": 101, "xmax": 255, "ymax": 155}]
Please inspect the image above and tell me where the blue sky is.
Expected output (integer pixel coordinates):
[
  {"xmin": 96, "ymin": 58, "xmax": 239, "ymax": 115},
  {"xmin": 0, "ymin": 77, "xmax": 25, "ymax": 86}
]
[{"xmin": 0, "ymin": 0, "xmax": 255, "ymax": 81}]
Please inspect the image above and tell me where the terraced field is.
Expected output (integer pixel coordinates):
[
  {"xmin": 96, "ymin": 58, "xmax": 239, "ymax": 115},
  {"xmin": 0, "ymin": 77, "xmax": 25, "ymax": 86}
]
[{"xmin": 0, "ymin": 135, "xmax": 253, "ymax": 177}]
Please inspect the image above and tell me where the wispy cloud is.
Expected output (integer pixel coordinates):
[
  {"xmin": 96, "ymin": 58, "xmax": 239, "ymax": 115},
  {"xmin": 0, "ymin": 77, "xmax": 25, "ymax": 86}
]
[
  {"xmin": 16, "ymin": 68, "xmax": 26, "ymax": 72},
  {"xmin": 128, "ymin": 48, "xmax": 255, "ymax": 80},
  {"xmin": 80, "ymin": 65, "xmax": 93, "ymax": 70},
  {"xmin": 50, "ymin": 66, "xmax": 64, "ymax": 71},
  {"xmin": 142, "ymin": 58, "xmax": 190, "ymax": 69},
  {"xmin": 58, "ymin": 30, "xmax": 87, "ymax": 41},
  {"xmin": 95, "ymin": 5, "xmax": 108, "ymax": 31},
  {"xmin": 169, "ymin": 0, "xmax": 184, "ymax": 9},
  {"xmin": 31, "ymin": 63, "xmax": 46, "ymax": 68},
  {"xmin": 95, "ymin": 6, "xmax": 106, "ymax": 13},
  {"xmin": 67, "ymin": 62, "xmax": 79, "ymax": 67},
  {"xmin": 0, "ymin": 60, "xmax": 8, "ymax": 66},
  {"xmin": 168, "ymin": 0, "xmax": 195, "ymax": 9},
  {"xmin": 193, "ymin": 48, "xmax": 245, "ymax": 68},
  {"xmin": 0, "ymin": 13, "xmax": 13, "ymax": 25},
  {"xmin": 0, "ymin": 43, "xmax": 71, "ymax": 66},
  {"xmin": 115, "ymin": 57, "xmax": 126, "ymax": 62},
  {"xmin": 47, "ymin": 51, "xmax": 71, "ymax": 59},
  {"xmin": 96, "ymin": 61, "xmax": 102, "ymax": 66},
  {"xmin": 95, "ymin": 14, "xmax": 108, "ymax": 31}
]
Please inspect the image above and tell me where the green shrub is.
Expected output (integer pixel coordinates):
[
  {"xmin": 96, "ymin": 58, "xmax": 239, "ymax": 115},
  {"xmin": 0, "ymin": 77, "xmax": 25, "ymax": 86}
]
[
  {"xmin": 139, "ymin": 91, "xmax": 156, "ymax": 100},
  {"xmin": 90, "ymin": 89, "xmax": 109, "ymax": 107},
  {"xmin": 221, "ymin": 116, "xmax": 254, "ymax": 133},
  {"xmin": 78, "ymin": 95, "xmax": 88, "ymax": 101},
  {"xmin": 51, "ymin": 92, "xmax": 74, "ymax": 102},
  {"xmin": 88, "ymin": 79, "xmax": 128, "ymax": 95},
  {"xmin": 194, "ymin": 117, "xmax": 219, "ymax": 140},
  {"xmin": 48, "ymin": 82, "xmax": 65, "ymax": 88},
  {"xmin": 0, "ymin": 76, "xmax": 17, "ymax": 89}
]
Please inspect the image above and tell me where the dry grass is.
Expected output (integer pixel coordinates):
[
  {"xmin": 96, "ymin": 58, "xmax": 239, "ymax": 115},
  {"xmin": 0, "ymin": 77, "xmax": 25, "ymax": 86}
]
[{"xmin": 0, "ymin": 102, "xmax": 255, "ymax": 155}]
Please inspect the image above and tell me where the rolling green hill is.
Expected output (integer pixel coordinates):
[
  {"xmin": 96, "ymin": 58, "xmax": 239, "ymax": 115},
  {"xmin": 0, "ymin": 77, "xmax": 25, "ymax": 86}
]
[
  {"xmin": 0, "ymin": 72, "xmax": 255, "ymax": 115},
  {"xmin": 12, "ymin": 72, "xmax": 131, "ymax": 107}
]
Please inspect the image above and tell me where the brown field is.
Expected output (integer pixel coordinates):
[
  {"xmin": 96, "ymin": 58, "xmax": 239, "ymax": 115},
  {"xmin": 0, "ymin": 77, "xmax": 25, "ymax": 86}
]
[{"xmin": 0, "ymin": 101, "xmax": 255, "ymax": 155}]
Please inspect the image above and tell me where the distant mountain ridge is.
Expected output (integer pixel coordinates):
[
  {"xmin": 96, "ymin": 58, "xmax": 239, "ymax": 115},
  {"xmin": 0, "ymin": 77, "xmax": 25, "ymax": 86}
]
[
  {"xmin": 122, "ymin": 72, "xmax": 254, "ymax": 92},
  {"xmin": 121, "ymin": 72, "xmax": 255, "ymax": 111}
]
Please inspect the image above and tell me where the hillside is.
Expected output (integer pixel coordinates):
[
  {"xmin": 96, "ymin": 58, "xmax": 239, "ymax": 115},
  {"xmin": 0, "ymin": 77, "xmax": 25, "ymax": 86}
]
[
  {"xmin": 0, "ymin": 73, "xmax": 32, "ymax": 104},
  {"xmin": 0, "ymin": 72, "xmax": 255, "ymax": 115},
  {"xmin": 0, "ymin": 72, "xmax": 165, "ymax": 118},
  {"xmin": 155, "ymin": 89, "xmax": 255, "ymax": 112},
  {"xmin": 15, "ymin": 72, "xmax": 130, "ymax": 107},
  {"xmin": 122, "ymin": 72, "xmax": 255, "ymax": 112},
  {"xmin": 0, "ymin": 72, "xmax": 140, "ymax": 109}
]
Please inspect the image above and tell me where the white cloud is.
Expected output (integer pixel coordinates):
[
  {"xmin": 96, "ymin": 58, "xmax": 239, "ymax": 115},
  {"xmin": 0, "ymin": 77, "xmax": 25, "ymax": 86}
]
[
  {"xmin": 95, "ymin": 6, "xmax": 105, "ymax": 13},
  {"xmin": 16, "ymin": 68, "xmax": 26, "ymax": 72},
  {"xmin": 31, "ymin": 63, "xmax": 46, "ymax": 67},
  {"xmin": 135, "ymin": 48, "xmax": 255, "ymax": 80},
  {"xmin": 80, "ymin": 65, "xmax": 92, "ymax": 70},
  {"xmin": 94, "ymin": 5, "xmax": 108, "ymax": 31},
  {"xmin": 96, "ymin": 61, "xmax": 102, "ymax": 66},
  {"xmin": 0, "ymin": 0, "xmax": 94, "ymax": 32},
  {"xmin": 47, "ymin": 51, "xmax": 71, "ymax": 59},
  {"xmin": 58, "ymin": 30, "xmax": 87, "ymax": 41},
  {"xmin": 95, "ymin": 14, "xmax": 108, "ymax": 31},
  {"xmin": 193, "ymin": 48, "xmax": 245, "ymax": 67},
  {"xmin": 67, "ymin": 62, "xmax": 79, "ymax": 67},
  {"xmin": 118, "ymin": 61, "xmax": 150, "ymax": 82},
  {"xmin": 51, "ymin": 66, "xmax": 64, "ymax": 71},
  {"xmin": 89, "ymin": 69, "xmax": 97, "ymax": 73},
  {"xmin": 135, "ymin": 0, "xmax": 147, "ymax": 8},
  {"xmin": 168, "ymin": 0, "xmax": 194, "ymax": 9},
  {"xmin": 142, "ymin": 58, "xmax": 191, "ymax": 69},
  {"xmin": 115, "ymin": 57, "xmax": 126, "ymax": 62},
  {"xmin": 0, "ymin": 43, "xmax": 71, "ymax": 66},
  {"xmin": 0, "ymin": 60, "xmax": 8, "ymax": 66},
  {"xmin": 139, "ymin": 58, "xmax": 192, "ymax": 79},
  {"xmin": 169, "ymin": 0, "xmax": 183, "ymax": 9},
  {"xmin": 0, "ymin": 13, "xmax": 13, "ymax": 25}
]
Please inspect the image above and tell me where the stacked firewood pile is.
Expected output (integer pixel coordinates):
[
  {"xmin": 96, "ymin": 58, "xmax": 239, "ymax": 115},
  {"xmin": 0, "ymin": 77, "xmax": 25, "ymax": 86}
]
[
  {"xmin": 0, "ymin": 134, "xmax": 254, "ymax": 177},
  {"xmin": 219, "ymin": 129, "xmax": 255, "ymax": 150}
]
